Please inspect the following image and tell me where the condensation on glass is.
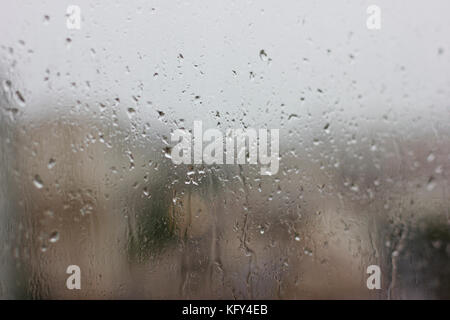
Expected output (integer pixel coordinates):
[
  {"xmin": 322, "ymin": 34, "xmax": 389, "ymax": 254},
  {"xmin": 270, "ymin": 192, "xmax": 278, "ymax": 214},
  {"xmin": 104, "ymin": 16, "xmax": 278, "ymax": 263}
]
[{"xmin": 0, "ymin": 1, "xmax": 449, "ymax": 299}]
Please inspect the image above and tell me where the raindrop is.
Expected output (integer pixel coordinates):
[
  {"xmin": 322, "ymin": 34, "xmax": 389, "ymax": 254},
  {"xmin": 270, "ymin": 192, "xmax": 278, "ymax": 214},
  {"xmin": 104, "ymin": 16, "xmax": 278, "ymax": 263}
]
[
  {"xmin": 49, "ymin": 231, "xmax": 60, "ymax": 243},
  {"xmin": 48, "ymin": 158, "xmax": 56, "ymax": 169},
  {"xmin": 15, "ymin": 90, "xmax": 26, "ymax": 107},
  {"xmin": 2, "ymin": 79, "xmax": 12, "ymax": 92},
  {"xmin": 157, "ymin": 110, "xmax": 165, "ymax": 118},
  {"xmin": 259, "ymin": 49, "xmax": 268, "ymax": 61},
  {"xmin": 33, "ymin": 175, "xmax": 44, "ymax": 189},
  {"xmin": 313, "ymin": 138, "xmax": 320, "ymax": 146},
  {"xmin": 163, "ymin": 146, "xmax": 172, "ymax": 159},
  {"xmin": 80, "ymin": 204, "xmax": 93, "ymax": 216},
  {"xmin": 370, "ymin": 143, "xmax": 377, "ymax": 152},
  {"xmin": 127, "ymin": 107, "xmax": 136, "ymax": 119},
  {"xmin": 427, "ymin": 176, "xmax": 436, "ymax": 191}
]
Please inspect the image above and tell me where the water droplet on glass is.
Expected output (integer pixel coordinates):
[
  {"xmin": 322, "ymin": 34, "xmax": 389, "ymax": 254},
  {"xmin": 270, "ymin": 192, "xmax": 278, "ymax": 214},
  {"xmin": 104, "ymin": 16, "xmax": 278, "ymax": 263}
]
[
  {"xmin": 427, "ymin": 176, "xmax": 436, "ymax": 191},
  {"xmin": 49, "ymin": 231, "xmax": 59, "ymax": 243},
  {"xmin": 127, "ymin": 107, "xmax": 136, "ymax": 119},
  {"xmin": 15, "ymin": 90, "xmax": 26, "ymax": 107},
  {"xmin": 33, "ymin": 175, "xmax": 44, "ymax": 189},
  {"xmin": 48, "ymin": 158, "xmax": 56, "ymax": 169},
  {"xmin": 44, "ymin": 210, "xmax": 54, "ymax": 218},
  {"xmin": 259, "ymin": 49, "xmax": 267, "ymax": 61},
  {"xmin": 163, "ymin": 147, "xmax": 172, "ymax": 159},
  {"xmin": 2, "ymin": 79, "xmax": 12, "ymax": 92}
]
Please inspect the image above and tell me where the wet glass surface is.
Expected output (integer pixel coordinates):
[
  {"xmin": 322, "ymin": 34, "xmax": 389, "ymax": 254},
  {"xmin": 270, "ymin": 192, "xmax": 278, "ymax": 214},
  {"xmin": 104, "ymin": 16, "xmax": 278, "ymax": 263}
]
[{"xmin": 0, "ymin": 1, "xmax": 449, "ymax": 299}]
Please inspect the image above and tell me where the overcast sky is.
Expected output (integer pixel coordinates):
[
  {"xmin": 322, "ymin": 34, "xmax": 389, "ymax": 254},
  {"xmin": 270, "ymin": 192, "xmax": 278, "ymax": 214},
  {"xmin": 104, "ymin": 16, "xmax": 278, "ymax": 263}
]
[{"xmin": 1, "ymin": 1, "xmax": 449, "ymax": 133}]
